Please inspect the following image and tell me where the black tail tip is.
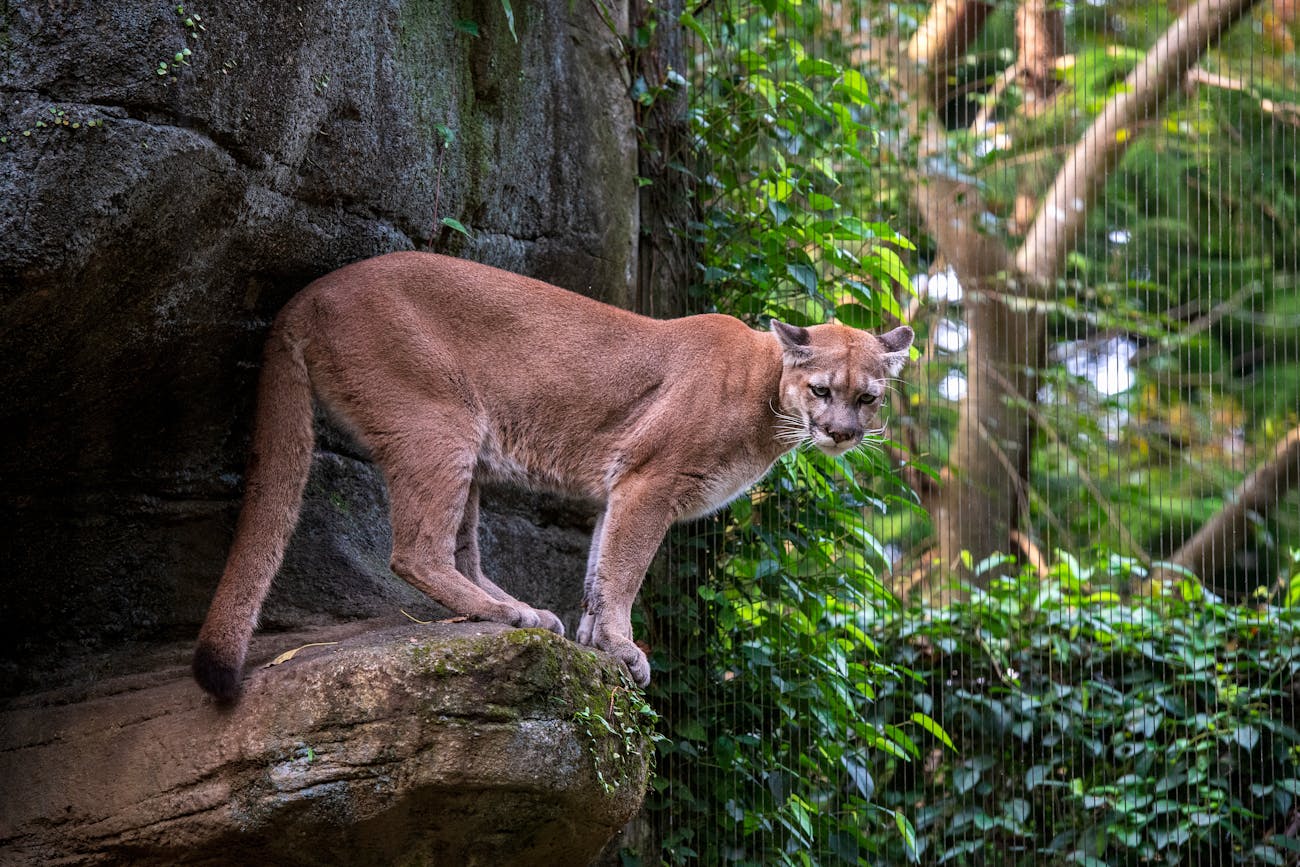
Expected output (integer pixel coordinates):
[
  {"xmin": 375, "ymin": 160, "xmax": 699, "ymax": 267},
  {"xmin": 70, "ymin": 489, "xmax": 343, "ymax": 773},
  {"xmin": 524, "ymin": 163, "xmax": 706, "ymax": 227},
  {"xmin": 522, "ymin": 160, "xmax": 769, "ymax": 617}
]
[{"xmin": 193, "ymin": 642, "xmax": 243, "ymax": 704}]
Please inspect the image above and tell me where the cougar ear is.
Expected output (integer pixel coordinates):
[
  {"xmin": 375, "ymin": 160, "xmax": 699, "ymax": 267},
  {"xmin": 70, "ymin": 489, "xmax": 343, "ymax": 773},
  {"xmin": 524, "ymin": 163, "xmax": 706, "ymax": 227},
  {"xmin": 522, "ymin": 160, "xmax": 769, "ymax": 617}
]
[
  {"xmin": 878, "ymin": 325, "xmax": 914, "ymax": 376},
  {"xmin": 772, "ymin": 320, "xmax": 813, "ymax": 364},
  {"xmin": 878, "ymin": 325, "xmax": 914, "ymax": 353}
]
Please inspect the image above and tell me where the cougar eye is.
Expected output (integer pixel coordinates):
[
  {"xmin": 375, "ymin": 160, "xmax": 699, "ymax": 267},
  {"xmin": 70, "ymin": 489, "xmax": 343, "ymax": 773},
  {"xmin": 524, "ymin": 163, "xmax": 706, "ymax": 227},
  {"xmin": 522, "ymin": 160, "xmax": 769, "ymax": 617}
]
[
  {"xmin": 809, "ymin": 384, "xmax": 830, "ymax": 398},
  {"xmin": 859, "ymin": 392, "xmax": 881, "ymax": 406}
]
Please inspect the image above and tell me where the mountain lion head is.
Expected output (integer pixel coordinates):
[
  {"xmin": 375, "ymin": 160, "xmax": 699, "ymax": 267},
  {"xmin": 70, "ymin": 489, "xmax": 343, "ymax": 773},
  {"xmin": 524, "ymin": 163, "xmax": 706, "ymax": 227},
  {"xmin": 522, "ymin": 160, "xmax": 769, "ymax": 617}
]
[{"xmin": 772, "ymin": 320, "xmax": 914, "ymax": 457}]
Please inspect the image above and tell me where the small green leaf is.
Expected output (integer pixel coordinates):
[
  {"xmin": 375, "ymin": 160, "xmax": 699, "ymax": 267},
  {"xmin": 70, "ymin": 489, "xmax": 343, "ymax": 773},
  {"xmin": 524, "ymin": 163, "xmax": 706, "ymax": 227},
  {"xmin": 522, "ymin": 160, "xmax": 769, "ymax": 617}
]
[
  {"xmin": 499, "ymin": 0, "xmax": 517, "ymax": 41},
  {"xmin": 911, "ymin": 711, "xmax": 956, "ymax": 751},
  {"xmin": 807, "ymin": 192, "xmax": 835, "ymax": 211},
  {"xmin": 837, "ymin": 68, "xmax": 871, "ymax": 106},
  {"xmin": 798, "ymin": 57, "xmax": 839, "ymax": 78},
  {"xmin": 678, "ymin": 10, "xmax": 710, "ymax": 49},
  {"xmin": 749, "ymin": 74, "xmax": 777, "ymax": 108},
  {"xmin": 1233, "ymin": 725, "xmax": 1261, "ymax": 751},
  {"xmin": 953, "ymin": 763, "xmax": 982, "ymax": 793},
  {"xmin": 455, "ymin": 19, "xmax": 480, "ymax": 37},
  {"xmin": 1026, "ymin": 765, "xmax": 1052, "ymax": 788},
  {"xmin": 440, "ymin": 217, "xmax": 470, "ymax": 236},
  {"xmin": 894, "ymin": 811, "xmax": 919, "ymax": 863},
  {"xmin": 763, "ymin": 178, "xmax": 793, "ymax": 202},
  {"xmin": 834, "ymin": 303, "xmax": 875, "ymax": 329},
  {"xmin": 786, "ymin": 263, "xmax": 818, "ymax": 294},
  {"xmin": 766, "ymin": 197, "xmax": 791, "ymax": 226}
]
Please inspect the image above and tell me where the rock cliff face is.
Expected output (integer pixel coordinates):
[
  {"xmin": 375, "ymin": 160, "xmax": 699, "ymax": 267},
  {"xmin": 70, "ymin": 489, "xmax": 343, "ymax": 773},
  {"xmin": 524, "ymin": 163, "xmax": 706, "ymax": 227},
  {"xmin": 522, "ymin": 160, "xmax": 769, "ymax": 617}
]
[
  {"xmin": 0, "ymin": 622, "xmax": 653, "ymax": 865},
  {"xmin": 0, "ymin": 0, "xmax": 637, "ymax": 686},
  {"xmin": 0, "ymin": 0, "xmax": 658, "ymax": 859}
]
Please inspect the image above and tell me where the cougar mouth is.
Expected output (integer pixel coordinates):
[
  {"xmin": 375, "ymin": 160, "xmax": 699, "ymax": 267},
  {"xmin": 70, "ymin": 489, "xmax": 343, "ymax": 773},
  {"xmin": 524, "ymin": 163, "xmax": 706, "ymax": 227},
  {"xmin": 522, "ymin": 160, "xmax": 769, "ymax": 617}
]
[{"xmin": 811, "ymin": 428, "xmax": 858, "ymax": 457}]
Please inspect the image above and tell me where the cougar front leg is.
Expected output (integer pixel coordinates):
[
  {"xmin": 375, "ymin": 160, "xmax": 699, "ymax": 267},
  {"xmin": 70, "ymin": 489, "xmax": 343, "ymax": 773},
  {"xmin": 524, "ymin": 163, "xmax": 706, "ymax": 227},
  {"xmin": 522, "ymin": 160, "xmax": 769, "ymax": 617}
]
[
  {"xmin": 457, "ymin": 480, "xmax": 564, "ymax": 636},
  {"xmin": 576, "ymin": 508, "xmax": 606, "ymax": 647},
  {"xmin": 587, "ymin": 479, "xmax": 678, "ymax": 686}
]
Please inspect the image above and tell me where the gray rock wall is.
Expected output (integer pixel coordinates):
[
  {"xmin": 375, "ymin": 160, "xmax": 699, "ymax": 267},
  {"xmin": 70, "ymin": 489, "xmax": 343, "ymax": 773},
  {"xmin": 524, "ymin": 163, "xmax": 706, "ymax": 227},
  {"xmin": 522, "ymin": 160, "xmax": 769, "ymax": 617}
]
[{"xmin": 0, "ymin": 0, "xmax": 638, "ymax": 691}]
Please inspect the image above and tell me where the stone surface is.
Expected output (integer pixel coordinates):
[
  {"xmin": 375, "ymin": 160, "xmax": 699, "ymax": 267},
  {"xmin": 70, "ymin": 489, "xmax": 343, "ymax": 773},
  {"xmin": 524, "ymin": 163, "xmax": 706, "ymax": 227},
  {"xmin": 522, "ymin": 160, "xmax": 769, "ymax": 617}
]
[
  {"xmin": 0, "ymin": 621, "xmax": 652, "ymax": 866},
  {"xmin": 0, "ymin": 0, "xmax": 635, "ymax": 684}
]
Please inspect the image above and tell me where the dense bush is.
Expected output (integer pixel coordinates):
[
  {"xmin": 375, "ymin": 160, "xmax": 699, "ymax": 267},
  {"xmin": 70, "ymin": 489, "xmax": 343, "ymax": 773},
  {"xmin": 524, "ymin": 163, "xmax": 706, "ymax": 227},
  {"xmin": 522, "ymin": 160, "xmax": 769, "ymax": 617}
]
[
  {"xmin": 865, "ymin": 564, "xmax": 1300, "ymax": 865},
  {"xmin": 628, "ymin": 3, "xmax": 928, "ymax": 865},
  {"xmin": 642, "ymin": 453, "xmax": 924, "ymax": 865}
]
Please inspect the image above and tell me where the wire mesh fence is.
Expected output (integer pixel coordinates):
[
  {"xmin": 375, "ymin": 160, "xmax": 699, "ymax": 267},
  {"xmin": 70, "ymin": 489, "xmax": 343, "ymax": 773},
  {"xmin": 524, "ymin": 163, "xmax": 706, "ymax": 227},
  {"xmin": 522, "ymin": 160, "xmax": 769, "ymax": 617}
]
[{"xmin": 630, "ymin": 1, "xmax": 1300, "ymax": 863}]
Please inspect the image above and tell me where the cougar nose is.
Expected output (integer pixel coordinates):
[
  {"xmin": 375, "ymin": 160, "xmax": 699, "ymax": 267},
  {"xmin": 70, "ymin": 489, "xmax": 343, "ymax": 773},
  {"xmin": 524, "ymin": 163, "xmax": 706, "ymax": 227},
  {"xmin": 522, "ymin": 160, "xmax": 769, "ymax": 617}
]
[{"xmin": 824, "ymin": 425, "xmax": 858, "ymax": 444}]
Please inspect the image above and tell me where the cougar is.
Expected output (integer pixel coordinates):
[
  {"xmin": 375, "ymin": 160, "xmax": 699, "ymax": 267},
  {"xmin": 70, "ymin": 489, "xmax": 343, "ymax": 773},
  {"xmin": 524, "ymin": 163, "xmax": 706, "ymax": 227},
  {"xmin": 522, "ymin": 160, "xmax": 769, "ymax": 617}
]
[{"xmin": 193, "ymin": 252, "xmax": 912, "ymax": 699}]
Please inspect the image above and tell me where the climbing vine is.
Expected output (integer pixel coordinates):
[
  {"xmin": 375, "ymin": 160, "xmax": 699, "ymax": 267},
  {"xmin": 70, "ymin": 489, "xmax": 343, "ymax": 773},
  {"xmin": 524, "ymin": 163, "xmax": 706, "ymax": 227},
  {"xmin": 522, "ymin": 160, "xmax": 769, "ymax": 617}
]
[{"xmin": 574, "ymin": 681, "xmax": 667, "ymax": 795}]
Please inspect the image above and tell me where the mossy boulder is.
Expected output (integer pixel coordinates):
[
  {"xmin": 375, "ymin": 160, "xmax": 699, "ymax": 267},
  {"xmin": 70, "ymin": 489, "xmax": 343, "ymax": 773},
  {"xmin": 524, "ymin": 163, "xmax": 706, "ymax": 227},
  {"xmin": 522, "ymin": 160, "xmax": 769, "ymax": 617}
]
[{"xmin": 0, "ymin": 620, "xmax": 652, "ymax": 866}]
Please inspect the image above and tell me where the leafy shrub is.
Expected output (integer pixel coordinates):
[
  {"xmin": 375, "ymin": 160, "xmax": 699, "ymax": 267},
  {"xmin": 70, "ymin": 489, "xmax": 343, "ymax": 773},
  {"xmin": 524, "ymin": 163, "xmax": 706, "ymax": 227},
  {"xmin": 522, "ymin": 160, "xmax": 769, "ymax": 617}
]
[
  {"xmin": 643, "ymin": 453, "xmax": 925, "ymax": 865},
  {"xmin": 864, "ymin": 564, "xmax": 1300, "ymax": 866},
  {"xmin": 628, "ymin": 4, "xmax": 929, "ymax": 864}
]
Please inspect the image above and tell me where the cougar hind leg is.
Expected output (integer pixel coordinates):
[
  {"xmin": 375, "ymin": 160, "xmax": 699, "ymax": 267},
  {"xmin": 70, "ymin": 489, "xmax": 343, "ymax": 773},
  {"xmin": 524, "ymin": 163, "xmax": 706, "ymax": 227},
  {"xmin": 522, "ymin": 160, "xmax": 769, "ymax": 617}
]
[
  {"xmin": 380, "ymin": 431, "xmax": 543, "ymax": 630},
  {"xmin": 456, "ymin": 479, "xmax": 565, "ymax": 635}
]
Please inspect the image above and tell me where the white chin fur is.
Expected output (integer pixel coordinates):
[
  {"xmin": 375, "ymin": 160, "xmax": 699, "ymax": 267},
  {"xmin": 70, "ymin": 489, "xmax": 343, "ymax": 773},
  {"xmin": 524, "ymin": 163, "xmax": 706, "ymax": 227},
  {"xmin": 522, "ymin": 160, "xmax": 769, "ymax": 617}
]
[{"xmin": 813, "ymin": 435, "xmax": 855, "ymax": 457}]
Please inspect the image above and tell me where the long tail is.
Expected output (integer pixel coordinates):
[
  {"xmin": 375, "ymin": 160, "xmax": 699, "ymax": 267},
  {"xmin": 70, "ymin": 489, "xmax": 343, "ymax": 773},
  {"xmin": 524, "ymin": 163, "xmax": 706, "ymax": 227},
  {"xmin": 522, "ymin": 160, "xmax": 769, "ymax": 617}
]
[{"xmin": 193, "ymin": 314, "xmax": 315, "ymax": 702}]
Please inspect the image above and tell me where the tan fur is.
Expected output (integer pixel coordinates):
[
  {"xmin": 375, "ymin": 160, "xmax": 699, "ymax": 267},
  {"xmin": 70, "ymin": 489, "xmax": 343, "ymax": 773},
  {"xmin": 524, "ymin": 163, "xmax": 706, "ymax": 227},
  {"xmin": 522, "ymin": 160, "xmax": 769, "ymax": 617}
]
[{"xmin": 193, "ymin": 252, "xmax": 912, "ymax": 699}]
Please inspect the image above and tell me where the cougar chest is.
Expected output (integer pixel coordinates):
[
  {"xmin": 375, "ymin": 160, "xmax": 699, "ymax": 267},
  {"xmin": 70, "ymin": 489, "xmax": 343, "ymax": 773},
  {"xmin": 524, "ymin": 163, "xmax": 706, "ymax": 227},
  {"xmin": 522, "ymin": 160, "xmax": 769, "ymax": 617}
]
[{"xmin": 681, "ymin": 454, "xmax": 778, "ymax": 521}]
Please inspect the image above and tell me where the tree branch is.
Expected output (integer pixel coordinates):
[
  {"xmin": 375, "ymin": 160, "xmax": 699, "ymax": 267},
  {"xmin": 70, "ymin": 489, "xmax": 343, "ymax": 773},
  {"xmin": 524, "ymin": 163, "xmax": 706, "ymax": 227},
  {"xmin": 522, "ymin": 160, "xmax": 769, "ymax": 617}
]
[
  {"xmin": 1013, "ymin": 0, "xmax": 1265, "ymax": 289},
  {"xmin": 1168, "ymin": 427, "xmax": 1300, "ymax": 583}
]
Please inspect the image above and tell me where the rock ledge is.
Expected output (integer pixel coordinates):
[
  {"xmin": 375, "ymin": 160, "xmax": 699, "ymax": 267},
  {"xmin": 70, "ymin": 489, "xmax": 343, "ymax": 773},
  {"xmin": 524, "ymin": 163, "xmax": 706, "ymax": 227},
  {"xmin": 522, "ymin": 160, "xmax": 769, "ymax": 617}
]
[{"xmin": 0, "ymin": 621, "xmax": 651, "ymax": 866}]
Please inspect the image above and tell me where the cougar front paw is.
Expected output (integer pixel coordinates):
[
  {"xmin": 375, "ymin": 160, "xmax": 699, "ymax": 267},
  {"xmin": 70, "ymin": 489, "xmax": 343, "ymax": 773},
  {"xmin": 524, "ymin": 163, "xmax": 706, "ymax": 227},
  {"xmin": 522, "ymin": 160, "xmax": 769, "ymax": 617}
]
[
  {"xmin": 576, "ymin": 612, "xmax": 595, "ymax": 646},
  {"xmin": 533, "ymin": 607, "xmax": 566, "ymax": 637},
  {"xmin": 597, "ymin": 635, "xmax": 650, "ymax": 687},
  {"xmin": 494, "ymin": 602, "xmax": 541, "ymax": 629}
]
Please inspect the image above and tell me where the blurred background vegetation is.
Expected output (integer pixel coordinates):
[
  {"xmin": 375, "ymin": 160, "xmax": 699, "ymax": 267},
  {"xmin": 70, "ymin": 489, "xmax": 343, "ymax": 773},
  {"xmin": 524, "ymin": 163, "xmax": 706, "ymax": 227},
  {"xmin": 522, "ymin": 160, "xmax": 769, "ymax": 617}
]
[{"xmin": 612, "ymin": 0, "xmax": 1300, "ymax": 862}]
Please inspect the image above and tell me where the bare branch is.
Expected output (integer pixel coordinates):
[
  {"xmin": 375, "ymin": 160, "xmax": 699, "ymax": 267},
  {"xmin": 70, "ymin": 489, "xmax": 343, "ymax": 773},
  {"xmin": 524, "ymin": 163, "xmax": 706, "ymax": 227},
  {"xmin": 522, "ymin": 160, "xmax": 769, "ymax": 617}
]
[
  {"xmin": 1014, "ymin": 0, "xmax": 1065, "ymax": 104},
  {"xmin": 1013, "ymin": 0, "xmax": 1265, "ymax": 289},
  {"xmin": 1167, "ymin": 427, "xmax": 1300, "ymax": 584},
  {"xmin": 907, "ymin": 0, "xmax": 995, "ymax": 69}
]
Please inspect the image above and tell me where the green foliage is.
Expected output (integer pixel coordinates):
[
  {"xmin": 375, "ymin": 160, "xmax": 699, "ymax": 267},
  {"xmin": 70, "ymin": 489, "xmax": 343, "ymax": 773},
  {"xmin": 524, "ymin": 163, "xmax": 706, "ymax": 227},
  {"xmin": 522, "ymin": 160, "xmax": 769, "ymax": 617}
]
[
  {"xmin": 628, "ymin": 4, "xmax": 933, "ymax": 864},
  {"xmin": 574, "ymin": 682, "xmax": 666, "ymax": 796},
  {"xmin": 645, "ymin": 454, "xmax": 926, "ymax": 864},
  {"xmin": 2, "ymin": 105, "xmax": 105, "ymax": 144},
  {"xmin": 864, "ymin": 562, "xmax": 1300, "ymax": 865},
  {"xmin": 686, "ymin": 8, "xmax": 916, "ymax": 326},
  {"xmin": 155, "ymin": 5, "xmax": 206, "ymax": 84},
  {"xmin": 901, "ymin": 0, "xmax": 1300, "ymax": 575},
  {"xmin": 498, "ymin": 0, "xmax": 517, "ymax": 42}
]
